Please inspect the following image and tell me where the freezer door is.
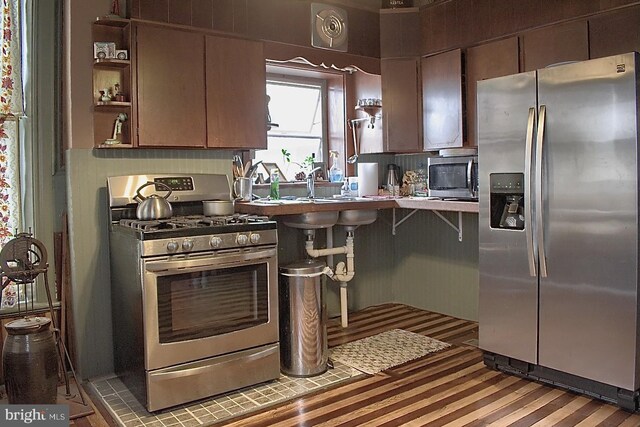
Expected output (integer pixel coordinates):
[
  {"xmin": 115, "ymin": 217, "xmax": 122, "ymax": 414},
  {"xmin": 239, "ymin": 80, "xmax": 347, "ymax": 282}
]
[
  {"xmin": 478, "ymin": 72, "xmax": 539, "ymax": 363},
  {"xmin": 537, "ymin": 53, "xmax": 639, "ymax": 390}
]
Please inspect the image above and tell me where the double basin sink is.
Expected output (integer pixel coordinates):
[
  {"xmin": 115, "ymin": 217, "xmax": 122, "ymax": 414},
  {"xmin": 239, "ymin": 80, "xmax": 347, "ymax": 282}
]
[{"xmin": 276, "ymin": 197, "xmax": 377, "ymax": 230}]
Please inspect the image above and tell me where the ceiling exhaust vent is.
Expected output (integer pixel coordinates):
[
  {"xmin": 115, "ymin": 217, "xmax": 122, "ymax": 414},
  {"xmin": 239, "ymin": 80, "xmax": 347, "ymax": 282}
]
[{"xmin": 311, "ymin": 3, "xmax": 348, "ymax": 52}]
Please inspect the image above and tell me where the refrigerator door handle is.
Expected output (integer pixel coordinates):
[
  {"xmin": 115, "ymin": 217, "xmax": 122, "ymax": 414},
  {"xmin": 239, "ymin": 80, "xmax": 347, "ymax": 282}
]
[
  {"xmin": 524, "ymin": 107, "xmax": 537, "ymax": 277},
  {"xmin": 536, "ymin": 104, "xmax": 548, "ymax": 277}
]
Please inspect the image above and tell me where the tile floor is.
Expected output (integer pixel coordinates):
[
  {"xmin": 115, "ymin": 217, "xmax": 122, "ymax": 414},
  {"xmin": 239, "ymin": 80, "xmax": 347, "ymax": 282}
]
[{"xmin": 89, "ymin": 362, "xmax": 362, "ymax": 427}]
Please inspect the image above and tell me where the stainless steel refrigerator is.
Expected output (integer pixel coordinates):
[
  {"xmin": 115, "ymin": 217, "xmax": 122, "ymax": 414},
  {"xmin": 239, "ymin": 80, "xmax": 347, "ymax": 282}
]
[{"xmin": 478, "ymin": 52, "xmax": 640, "ymax": 410}]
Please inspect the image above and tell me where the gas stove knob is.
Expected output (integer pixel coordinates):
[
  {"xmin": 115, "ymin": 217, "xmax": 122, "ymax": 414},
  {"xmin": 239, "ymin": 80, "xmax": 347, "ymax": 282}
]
[
  {"xmin": 182, "ymin": 239, "xmax": 194, "ymax": 251},
  {"xmin": 236, "ymin": 234, "xmax": 249, "ymax": 245},
  {"xmin": 250, "ymin": 233, "xmax": 261, "ymax": 244},
  {"xmin": 209, "ymin": 236, "xmax": 223, "ymax": 249},
  {"xmin": 167, "ymin": 241, "xmax": 179, "ymax": 252}
]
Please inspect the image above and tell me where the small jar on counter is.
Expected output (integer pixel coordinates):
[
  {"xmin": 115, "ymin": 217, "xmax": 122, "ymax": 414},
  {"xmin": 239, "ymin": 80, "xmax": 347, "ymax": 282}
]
[{"xmin": 415, "ymin": 168, "xmax": 427, "ymax": 193}]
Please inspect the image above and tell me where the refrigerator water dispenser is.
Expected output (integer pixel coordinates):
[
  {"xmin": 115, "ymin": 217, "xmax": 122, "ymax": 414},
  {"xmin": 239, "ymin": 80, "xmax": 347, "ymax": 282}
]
[{"xmin": 489, "ymin": 173, "xmax": 524, "ymax": 230}]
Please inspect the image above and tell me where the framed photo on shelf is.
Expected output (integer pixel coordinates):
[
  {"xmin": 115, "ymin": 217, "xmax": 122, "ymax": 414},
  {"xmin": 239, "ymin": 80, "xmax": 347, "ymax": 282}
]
[
  {"xmin": 261, "ymin": 162, "xmax": 288, "ymax": 182},
  {"xmin": 94, "ymin": 42, "xmax": 116, "ymax": 59},
  {"xmin": 312, "ymin": 162, "xmax": 327, "ymax": 180}
]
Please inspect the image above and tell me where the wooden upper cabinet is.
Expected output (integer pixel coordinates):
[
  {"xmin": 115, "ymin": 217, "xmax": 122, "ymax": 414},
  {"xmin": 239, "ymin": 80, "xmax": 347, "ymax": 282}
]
[
  {"xmin": 135, "ymin": 24, "xmax": 207, "ymax": 148},
  {"xmin": 379, "ymin": 8, "xmax": 421, "ymax": 58},
  {"xmin": 589, "ymin": 5, "xmax": 640, "ymax": 59},
  {"xmin": 206, "ymin": 36, "xmax": 267, "ymax": 149},
  {"xmin": 422, "ymin": 49, "xmax": 463, "ymax": 151},
  {"xmin": 381, "ymin": 57, "xmax": 422, "ymax": 153},
  {"xmin": 465, "ymin": 37, "xmax": 519, "ymax": 147},
  {"xmin": 520, "ymin": 20, "xmax": 588, "ymax": 72}
]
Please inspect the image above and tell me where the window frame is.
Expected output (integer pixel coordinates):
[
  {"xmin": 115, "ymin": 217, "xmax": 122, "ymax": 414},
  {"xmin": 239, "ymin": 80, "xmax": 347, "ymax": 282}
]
[{"xmin": 264, "ymin": 73, "xmax": 329, "ymax": 164}]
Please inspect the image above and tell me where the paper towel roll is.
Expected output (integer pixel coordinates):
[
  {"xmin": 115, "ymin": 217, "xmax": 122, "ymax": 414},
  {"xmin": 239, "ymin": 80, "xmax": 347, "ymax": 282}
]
[{"xmin": 357, "ymin": 163, "xmax": 378, "ymax": 197}]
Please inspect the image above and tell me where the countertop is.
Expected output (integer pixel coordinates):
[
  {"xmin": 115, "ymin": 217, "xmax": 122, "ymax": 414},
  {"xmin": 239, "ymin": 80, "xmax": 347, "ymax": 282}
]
[{"xmin": 235, "ymin": 197, "xmax": 479, "ymax": 216}]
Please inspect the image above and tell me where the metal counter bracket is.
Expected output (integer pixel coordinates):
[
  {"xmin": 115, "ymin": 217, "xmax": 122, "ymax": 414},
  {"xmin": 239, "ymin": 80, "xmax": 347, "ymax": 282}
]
[{"xmin": 391, "ymin": 208, "xmax": 464, "ymax": 242}]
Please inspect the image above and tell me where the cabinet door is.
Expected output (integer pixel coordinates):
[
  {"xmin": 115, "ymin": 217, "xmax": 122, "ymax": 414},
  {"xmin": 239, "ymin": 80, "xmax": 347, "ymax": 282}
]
[
  {"xmin": 589, "ymin": 6, "xmax": 640, "ymax": 59},
  {"xmin": 381, "ymin": 57, "xmax": 422, "ymax": 153},
  {"xmin": 136, "ymin": 24, "xmax": 206, "ymax": 148},
  {"xmin": 422, "ymin": 49, "xmax": 463, "ymax": 151},
  {"xmin": 206, "ymin": 36, "xmax": 267, "ymax": 149},
  {"xmin": 466, "ymin": 37, "xmax": 519, "ymax": 147},
  {"xmin": 520, "ymin": 20, "xmax": 588, "ymax": 72}
]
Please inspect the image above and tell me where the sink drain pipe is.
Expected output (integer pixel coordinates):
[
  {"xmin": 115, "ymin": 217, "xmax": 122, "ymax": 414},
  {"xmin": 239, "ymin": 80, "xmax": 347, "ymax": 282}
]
[{"xmin": 304, "ymin": 229, "xmax": 355, "ymax": 328}]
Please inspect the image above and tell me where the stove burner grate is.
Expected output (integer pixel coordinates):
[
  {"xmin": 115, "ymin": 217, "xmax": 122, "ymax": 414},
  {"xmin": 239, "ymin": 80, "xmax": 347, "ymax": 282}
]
[
  {"xmin": 120, "ymin": 219, "xmax": 163, "ymax": 231},
  {"xmin": 118, "ymin": 214, "xmax": 271, "ymax": 231}
]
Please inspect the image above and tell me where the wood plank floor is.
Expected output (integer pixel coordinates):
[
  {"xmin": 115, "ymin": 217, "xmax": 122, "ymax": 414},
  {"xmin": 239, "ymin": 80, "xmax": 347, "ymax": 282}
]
[{"xmin": 73, "ymin": 303, "xmax": 640, "ymax": 427}]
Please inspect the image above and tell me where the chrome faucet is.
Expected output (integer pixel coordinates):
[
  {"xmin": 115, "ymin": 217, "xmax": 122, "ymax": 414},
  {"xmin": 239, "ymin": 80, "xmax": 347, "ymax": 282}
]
[{"xmin": 306, "ymin": 167, "xmax": 322, "ymax": 199}]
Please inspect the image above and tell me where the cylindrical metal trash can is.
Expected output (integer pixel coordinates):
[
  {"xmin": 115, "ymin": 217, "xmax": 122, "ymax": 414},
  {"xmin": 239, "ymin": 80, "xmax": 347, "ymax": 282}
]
[{"xmin": 279, "ymin": 259, "xmax": 328, "ymax": 377}]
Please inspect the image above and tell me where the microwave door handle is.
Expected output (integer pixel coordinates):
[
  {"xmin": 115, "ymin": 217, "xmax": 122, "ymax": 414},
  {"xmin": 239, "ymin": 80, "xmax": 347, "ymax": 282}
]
[
  {"xmin": 145, "ymin": 248, "xmax": 277, "ymax": 272},
  {"xmin": 467, "ymin": 159, "xmax": 473, "ymax": 191},
  {"xmin": 524, "ymin": 107, "xmax": 537, "ymax": 277},
  {"xmin": 536, "ymin": 105, "xmax": 548, "ymax": 277}
]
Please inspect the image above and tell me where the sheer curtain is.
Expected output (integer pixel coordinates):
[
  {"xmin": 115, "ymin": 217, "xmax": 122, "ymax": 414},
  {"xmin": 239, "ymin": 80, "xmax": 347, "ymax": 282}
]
[{"xmin": 0, "ymin": 0, "xmax": 24, "ymax": 309}]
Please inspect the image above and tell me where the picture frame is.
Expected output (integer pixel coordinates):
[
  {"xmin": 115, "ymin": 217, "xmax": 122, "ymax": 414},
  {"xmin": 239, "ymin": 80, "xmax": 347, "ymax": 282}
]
[
  {"xmin": 312, "ymin": 162, "xmax": 327, "ymax": 180},
  {"xmin": 261, "ymin": 162, "xmax": 288, "ymax": 182},
  {"xmin": 94, "ymin": 42, "xmax": 116, "ymax": 59}
]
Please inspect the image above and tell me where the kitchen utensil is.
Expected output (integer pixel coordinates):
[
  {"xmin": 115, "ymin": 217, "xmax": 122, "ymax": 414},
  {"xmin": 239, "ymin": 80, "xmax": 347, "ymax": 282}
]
[
  {"xmin": 233, "ymin": 177, "xmax": 253, "ymax": 202},
  {"xmin": 348, "ymin": 120, "xmax": 359, "ymax": 164},
  {"xmin": 134, "ymin": 181, "xmax": 173, "ymax": 220},
  {"xmin": 245, "ymin": 160, "xmax": 263, "ymax": 178},
  {"xmin": 232, "ymin": 155, "xmax": 244, "ymax": 178},
  {"xmin": 203, "ymin": 200, "xmax": 235, "ymax": 216},
  {"xmin": 243, "ymin": 160, "xmax": 252, "ymax": 177}
]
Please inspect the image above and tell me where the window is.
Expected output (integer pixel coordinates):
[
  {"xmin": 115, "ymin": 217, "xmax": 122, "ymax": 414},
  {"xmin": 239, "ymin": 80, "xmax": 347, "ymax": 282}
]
[
  {"xmin": 0, "ymin": 0, "xmax": 24, "ymax": 245},
  {"xmin": 0, "ymin": 0, "xmax": 36, "ymax": 310},
  {"xmin": 255, "ymin": 77, "xmax": 327, "ymax": 181}
]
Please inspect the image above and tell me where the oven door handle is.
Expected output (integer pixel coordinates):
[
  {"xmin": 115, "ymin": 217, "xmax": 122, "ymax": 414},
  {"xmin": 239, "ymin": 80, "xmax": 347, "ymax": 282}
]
[{"xmin": 145, "ymin": 248, "xmax": 277, "ymax": 273}]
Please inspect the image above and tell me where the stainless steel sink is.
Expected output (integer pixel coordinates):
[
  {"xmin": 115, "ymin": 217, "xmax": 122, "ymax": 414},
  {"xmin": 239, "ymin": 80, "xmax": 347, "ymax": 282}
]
[
  {"xmin": 281, "ymin": 211, "xmax": 339, "ymax": 229},
  {"xmin": 293, "ymin": 197, "xmax": 345, "ymax": 203},
  {"xmin": 336, "ymin": 209, "xmax": 378, "ymax": 230}
]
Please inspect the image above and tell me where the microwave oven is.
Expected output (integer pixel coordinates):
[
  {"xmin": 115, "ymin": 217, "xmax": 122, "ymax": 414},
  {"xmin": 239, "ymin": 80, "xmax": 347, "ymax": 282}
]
[{"xmin": 427, "ymin": 155, "xmax": 478, "ymax": 200}]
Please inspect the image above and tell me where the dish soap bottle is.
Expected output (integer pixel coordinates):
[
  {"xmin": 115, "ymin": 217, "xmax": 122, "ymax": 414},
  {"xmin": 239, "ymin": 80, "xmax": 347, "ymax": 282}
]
[
  {"xmin": 269, "ymin": 169, "xmax": 280, "ymax": 200},
  {"xmin": 329, "ymin": 150, "xmax": 343, "ymax": 183}
]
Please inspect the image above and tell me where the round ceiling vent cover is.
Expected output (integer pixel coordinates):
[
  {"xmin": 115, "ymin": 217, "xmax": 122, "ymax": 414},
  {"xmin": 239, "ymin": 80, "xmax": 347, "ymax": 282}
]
[{"xmin": 311, "ymin": 3, "xmax": 348, "ymax": 52}]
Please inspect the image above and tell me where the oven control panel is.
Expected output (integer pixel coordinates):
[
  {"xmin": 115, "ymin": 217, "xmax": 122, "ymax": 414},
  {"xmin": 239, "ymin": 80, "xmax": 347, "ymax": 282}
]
[
  {"xmin": 141, "ymin": 229, "xmax": 278, "ymax": 257},
  {"xmin": 154, "ymin": 177, "xmax": 194, "ymax": 191}
]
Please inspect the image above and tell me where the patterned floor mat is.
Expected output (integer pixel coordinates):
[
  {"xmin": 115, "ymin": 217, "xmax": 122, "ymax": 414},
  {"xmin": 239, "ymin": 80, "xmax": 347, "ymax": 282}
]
[{"xmin": 330, "ymin": 329, "xmax": 451, "ymax": 374}]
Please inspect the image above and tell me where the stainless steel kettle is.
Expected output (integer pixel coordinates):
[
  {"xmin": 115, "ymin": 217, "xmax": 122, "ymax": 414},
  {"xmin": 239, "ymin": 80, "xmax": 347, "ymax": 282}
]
[{"xmin": 134, "ymin": 181, "xmax": 173, "ymax": 220}]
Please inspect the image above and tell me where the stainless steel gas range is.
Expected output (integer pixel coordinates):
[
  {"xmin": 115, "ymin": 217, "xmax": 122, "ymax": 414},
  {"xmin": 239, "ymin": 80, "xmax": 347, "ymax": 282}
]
[{"xmin": 107, "ymin": 174, "xmax": 280, "ymax": 412}]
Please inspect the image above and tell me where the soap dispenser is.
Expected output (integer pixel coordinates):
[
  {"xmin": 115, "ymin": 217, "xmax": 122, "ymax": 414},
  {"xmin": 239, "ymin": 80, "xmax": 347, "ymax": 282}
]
[{"xmin": 329, "ymin": 150, "xmax": 343, "ymax": 183}]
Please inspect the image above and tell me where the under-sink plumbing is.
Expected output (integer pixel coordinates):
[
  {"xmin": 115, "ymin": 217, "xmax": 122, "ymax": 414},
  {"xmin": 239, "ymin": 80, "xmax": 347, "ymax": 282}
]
[{"xmin": 303, "ymin": 228, "xmax": 356, "ymax": 328}]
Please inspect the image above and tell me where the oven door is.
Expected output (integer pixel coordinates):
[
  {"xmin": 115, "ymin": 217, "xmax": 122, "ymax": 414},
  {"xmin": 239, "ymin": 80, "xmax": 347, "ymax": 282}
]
[{"xmin": 142, "ymin": 247, "xmax": 278, "ymax": 370}]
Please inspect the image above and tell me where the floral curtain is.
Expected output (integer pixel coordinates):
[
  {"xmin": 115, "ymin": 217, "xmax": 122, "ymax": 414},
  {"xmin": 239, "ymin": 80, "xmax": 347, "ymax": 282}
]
[
  {"xmin": 0, "ymin": 0, "xmax": 22, "ymax": 247},
  {"xmin": 0, "ymin": 0, "xmax": 22, "ymax": 309}
]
